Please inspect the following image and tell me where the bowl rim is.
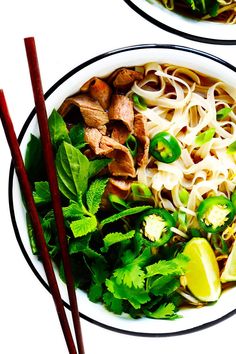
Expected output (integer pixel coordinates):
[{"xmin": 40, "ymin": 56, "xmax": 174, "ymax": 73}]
[
  {"xmin": 8, "ymin": 43, "xmax": 236, "ymax": 337},
  {"xmin": 123, "ymin": 0, "xmax": 236, "ymax": 45}
]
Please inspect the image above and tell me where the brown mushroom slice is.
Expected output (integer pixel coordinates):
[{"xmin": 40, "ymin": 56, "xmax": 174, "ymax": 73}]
[
  {"xmin": 58, "ymin": 94, "xmax": 109, "ymax": 128},
  {"xmin": 134, "ymin": 113, "xmax": 150, "ymax": 167},
  {"xmin": 108, "ymin": 94, "xmax": 134, "ymax": 131}
]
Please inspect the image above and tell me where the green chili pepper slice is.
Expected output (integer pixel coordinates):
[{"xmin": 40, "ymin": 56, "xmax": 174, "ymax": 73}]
[
  {"xmin": 136, "ymin": 208, "xmax": 175, "ymax": 247},
  {"xmin": 150, "ymin": 132, "xmax": 181, "ymax": 163},
  {"xmin": 197, "ymin": 196, "xmax": 235, "ymax": 234}
]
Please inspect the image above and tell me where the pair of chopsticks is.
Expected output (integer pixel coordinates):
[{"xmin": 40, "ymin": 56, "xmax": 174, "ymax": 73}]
[{"xmin": 0, "ymin": 37, "xmax": 85, "ymax": 354}]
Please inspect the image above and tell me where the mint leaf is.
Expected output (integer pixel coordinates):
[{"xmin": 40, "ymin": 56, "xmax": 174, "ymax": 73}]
[
  {"xmin": 100, "ymin": 205, "xmax": 151, "ymax": 227},
  {"xmin": 63, "ymin": 195, "xmax": 88, "ymax": 219},
  {"xmin": 56, "ymin": 141, "xmax": 90, "ymax": 200},
  {"xmin": 146, "ymin": 253, "xmax": 189, "ymax": 277},
  {"xmin": 88, "ymin": 158, "xmax": 111, "ymax": 179},
  {"xmin": 145, "ymin": 303, "xmax": 180, "ymax": 320},
  {"xmin": 70, "ymin": 215, "xmax": 97, "ymax": 237},
  {"xmin": 103, "ymin": 292, "xmax": 123, "ymax": 315},
  {"xmin": 113, "ymin": 264, "xmax": 145, "ymax": 289},
  {"xmin": 33, "ymin": 181, "xmax": 51, "ymax": 205},
  {"xmin": 48, "ymin": 109, "xmax": 70, "ymax": 147},
  {"xmin": 101, "ymin": 230, "xmax": 135, "ymax": 252},
  {"xmin": 69, "ymin": 235, "xmax": 90, "ymax": 254},
  {"xmin": 86, "ymin": 178, "xmax": 108, "ymax": 215}
]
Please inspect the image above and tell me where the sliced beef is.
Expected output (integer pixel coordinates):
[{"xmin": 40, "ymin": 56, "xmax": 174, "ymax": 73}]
[
  {"xmin": 80, "ymin": 77, "xmax": 112, "ymax": 110},
  {"xmin": 108, "ymin": 68, "xmax": 144, "ymax": 90},
  {"xmin": 84, "ymin": 127, "xmax": 135, "ymax": 178},
  {"xmin": 58, "ymin": 94, "xmax": 109, "ymax": 128},
  {"xmin": 134, "ymin": 113, "xmax": 150, "ymax": 167},
  {"xmin": 101, "ymin": 178, "xmax": 131, "ymax": 209},
  {"xmin": 108, "ymin": 94, "xmax": 134, "ymax": 131},
  {"xmin": 111, "ymin": 123, "xmax": 130, "ymax": 145}
]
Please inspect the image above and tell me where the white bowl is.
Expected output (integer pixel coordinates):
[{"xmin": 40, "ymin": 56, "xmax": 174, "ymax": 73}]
[
  {"xmin": 124, "ymin": 0, "xmax": 236, "ymax": 44},
  {"xmin": 9, "ymin": 44, "xmax": 236, "ymax": 336}
]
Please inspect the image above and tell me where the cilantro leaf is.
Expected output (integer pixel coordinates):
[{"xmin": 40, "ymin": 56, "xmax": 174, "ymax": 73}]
[
  {"xmin": 70, "ymin": 215, "xmax": 97, "ymax": 237},
  {"xmin": 149, "ymin": 275, "xmax": 180, "ymax": 296},
  {"xmin": 146, "ymin": 253, "xmax": 189, "ymax": 277},
  {"xmin": 33, "ymin": 181, "xmax": 51, "ymax": 205},
  {"xmin": 145, "ymin": 303, "xmax": 180, "ymax": 320},
  {"xmin": 100, "ymin": 205, "xmax": 151, "ymax": 227},
  {"xmin": 103, "ymin": 292, "xmax": 123, "ymax": 315},
  {"xmin": 113, "ymin": 264, "xmax": 145, "ymax": 289},
  {"xmin": 86, "ymin": 178, "xmax": 108, "ymax": 215},
  {"xmin": 88, "ymin": 283, "xmax": 103, "ymax": 303},
  {"xmin": 106, "ymin": 277, "xmax": 150, "ymax": 309},
  {"xmin": 101, "ymin": 230, "xmax": 135, "ymax": 252}
]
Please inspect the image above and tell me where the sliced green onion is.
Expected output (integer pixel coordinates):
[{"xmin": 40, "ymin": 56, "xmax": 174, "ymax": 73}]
[
  {"xmin": 216, "ymin": 107, "xmax": 232, "ymax": 121},
  {"xmin": 131, "ymin": 182, "xmax": 153, "ymax": 201},
  {"xmin": 211, "ymin": 234, "xmax": 229, "ymax": 255},
  {"xmin": 179, "ymin": 187, "xmax": 189, "ymax": 206},
  {"xmin": 132, "ymin": 94, "xmax": 147, "ymax": 110},
  {"xmin": 125, "ymin": 134, "xmax": 138, "ymax": 157},
  {"xmin": 108, "ymin": 194, "xmax": 129, "ymax": 211},
  {"xmin": 195, "ymin": 128, "xmax": 215, "ymax": 147},
  {"xmin": 227, "ymin": 141, "xmax": 236, "ymax": 154}
]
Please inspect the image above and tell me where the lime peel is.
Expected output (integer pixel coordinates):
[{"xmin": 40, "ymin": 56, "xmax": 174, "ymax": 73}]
[
  {"xmin": 221, "ymin": 240, "xmax": 236, "ymax": 283},
  {"xmin": 183, "ymin": 237, "xmax": 221, "ymax": 302}
]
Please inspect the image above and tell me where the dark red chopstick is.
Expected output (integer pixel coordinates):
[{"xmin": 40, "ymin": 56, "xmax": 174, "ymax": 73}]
[
  {"xmin": 0, "ymin": 89, "xmax": 77, "ymax": 354},
  {"xmin": 24, "ymin": 37, "xmax": 85, "ymax": 354}
]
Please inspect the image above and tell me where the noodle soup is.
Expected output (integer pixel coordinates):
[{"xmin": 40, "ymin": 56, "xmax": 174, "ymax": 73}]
[
  {"xmin": 152, "ymin": 0, "xmax": 236, "ymax": 24},
  {"xmin": 10, "ymin": 45, "xmax": 236, "ymax": 335}
]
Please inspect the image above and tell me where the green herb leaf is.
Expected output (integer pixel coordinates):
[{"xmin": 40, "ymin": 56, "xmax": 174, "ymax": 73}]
[
  {"xmin": 62, "ymin": 199, "xmax": 86, "ymax": 219},
  {"xmin": 88, "ymin": 158, "xmax": 111, "ymax": 179},
  {"xmin": 103, "ymin": 292, "xmax": 123, "ymax": 315},
  {"xmin": 145, "ymin": 303, "xmax": 180, "ymax": 320},
  {"xmin": 101, "ymin": 230, "xmax": 135, "ymax": 253},
  {"xmin": 216, "ymin": 107, "xmax": 232, "ymax": 121},
  {"xmin": 69, "ymin": 121, "xmax": 86, "ymax": 149},
  {"xmin": 227, "ymin": 141, "xmax": 236, "ymax": 154},
  {"xmin": 195, "ymin": 128, "xmax": 215, "ymax": 147},
  {"xmin": 86, "ymin": 178, "xmax": 108, "ymax": 215},
  {"xmin": 55, "ymin": 141, "xmax": 90, "ymax": 200},
  {"xmin": 149, "ymin": 275, "xmax": 180, "ymax": 296},
  {"xmin": 48, "ymin": 109, "xmax": 70, "ymax": 147},
  {"xmin": 100, "ymin": 205, "xmax": 151, "ymax": 227},
  {"xmin": 33, "ymin": 181, "xmax": 51, "ymax": 205},
  {"xmin": 108, "ymin": 194, "xmax": 129, "ymax": 211},
  {"xmin": 70, "ymin": 215, "xmax": 97, "ymax": 238},
  {"xmin": 146, "ymin": 253, "xmax": 189, "ymax": 277},
  {"xmin": 113, "ymin": 263, "xmax": 145, "ymax": 289},
  {"xmin": 106, "ymin": 277, "xmax": 150, "ymax": 309},
  {"xmin": 25, "ymin": 134, "xmax": 45, "ymax": 183}
]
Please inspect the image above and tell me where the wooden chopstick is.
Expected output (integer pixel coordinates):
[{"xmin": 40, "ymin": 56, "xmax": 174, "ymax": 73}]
[
  {"xmin": 24, "ymin": 37, "xmax": 85, "ymax": 354},
  {"xmin": 0, "ymin": 89, "xmax": 77, "ymax": 354}
]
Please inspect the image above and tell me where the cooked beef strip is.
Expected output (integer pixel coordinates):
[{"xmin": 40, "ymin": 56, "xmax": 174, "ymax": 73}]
[
  {"xmin": 108, "ymin": 94, "xmax": 134, "ymax": 131},
  {"xmin": 133, "ymin": 113, "xmax": 150, "ymax": 167},
  {"xmin": 58, "ymin": 94, "xmax": 109, "ymax": 128},
  {"xmin": 108, "ymin": 68, "xmax": 144, "ymax": 90}
]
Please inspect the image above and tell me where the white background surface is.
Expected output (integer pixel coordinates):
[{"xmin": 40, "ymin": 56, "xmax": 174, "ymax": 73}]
[{"xmin": 0, "ymin": 1, "xmax": 236, "ymax": 353}]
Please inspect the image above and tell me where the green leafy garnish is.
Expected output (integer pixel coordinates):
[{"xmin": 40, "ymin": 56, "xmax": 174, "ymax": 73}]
[
  {"xmin": 48, "ymin": 109, "xmax": 70, "ymax": 148},
  {"xmin": 101, "ymin": 205, "xmax": 151, "ymax": 227},
  {"xmin": 33, "ymin": 181, "xmax": 51, "ymax": 205}
]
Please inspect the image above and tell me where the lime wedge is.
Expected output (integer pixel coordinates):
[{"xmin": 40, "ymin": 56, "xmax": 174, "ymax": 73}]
[
  {"xmin": 183, "ymin": 237, "xmax": 221, "ymax": 302},
  {"xmin": 221, "ymin": 240, "xmax": 236, "ymax": 283}
]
